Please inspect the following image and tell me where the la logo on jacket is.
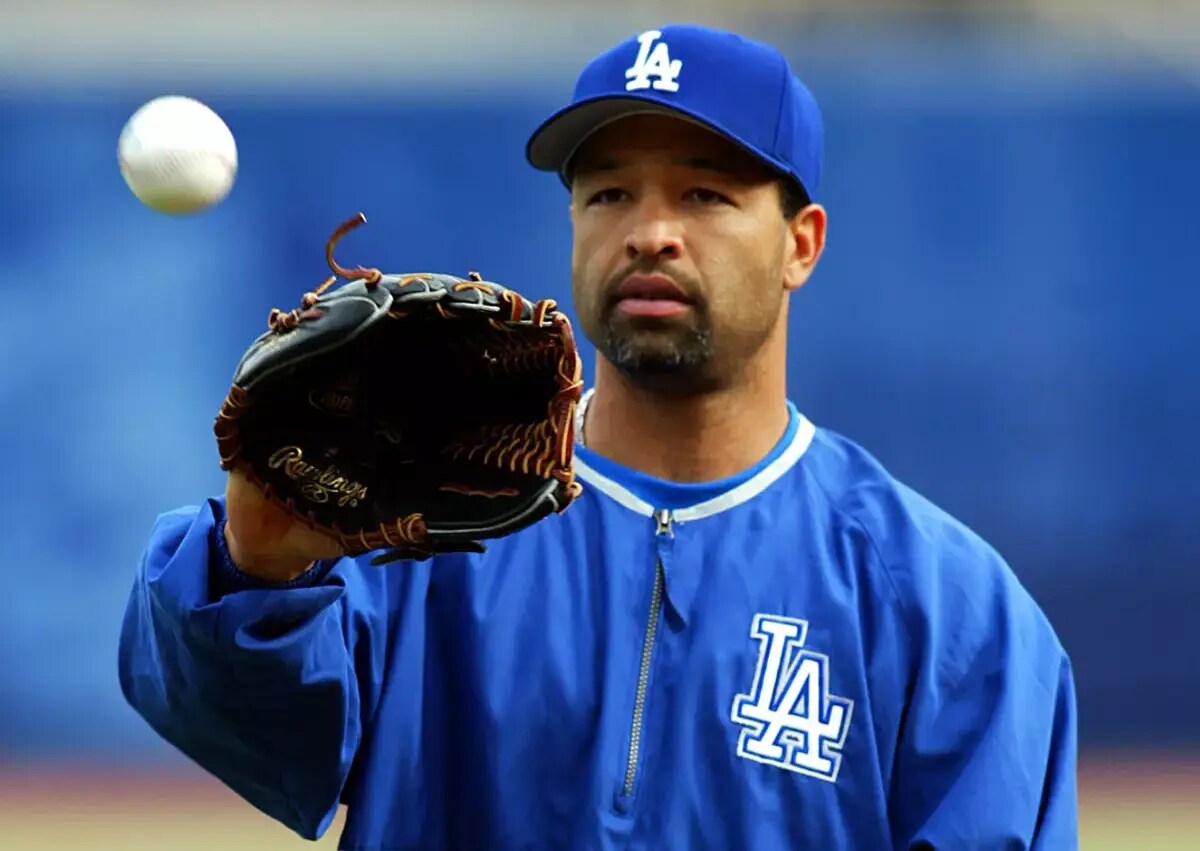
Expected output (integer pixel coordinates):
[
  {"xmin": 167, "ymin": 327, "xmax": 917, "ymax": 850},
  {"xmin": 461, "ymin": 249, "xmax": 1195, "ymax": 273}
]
[{"xmin": 730, "ymin": 614, "xmax": 854, "ymax": 782}]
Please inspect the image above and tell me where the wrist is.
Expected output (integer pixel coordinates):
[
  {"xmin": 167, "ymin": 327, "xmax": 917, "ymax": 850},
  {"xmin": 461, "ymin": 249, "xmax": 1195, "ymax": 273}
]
[{"xmin": 222, "ymin": 516, "xmax": 316, "ymax": 583}]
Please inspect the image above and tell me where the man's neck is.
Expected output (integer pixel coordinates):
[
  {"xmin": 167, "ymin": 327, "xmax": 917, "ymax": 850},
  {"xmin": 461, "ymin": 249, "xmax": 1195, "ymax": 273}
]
[{"xmin": 581, "ymin": 359, "xmax": 791, "ymax": 484}]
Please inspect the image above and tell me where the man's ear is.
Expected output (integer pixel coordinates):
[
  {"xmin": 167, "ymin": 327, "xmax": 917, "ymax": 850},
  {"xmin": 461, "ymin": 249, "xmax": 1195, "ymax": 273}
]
[{"xmin": 783, "ymin": 203, "xmax": 827, "ymax": 292}]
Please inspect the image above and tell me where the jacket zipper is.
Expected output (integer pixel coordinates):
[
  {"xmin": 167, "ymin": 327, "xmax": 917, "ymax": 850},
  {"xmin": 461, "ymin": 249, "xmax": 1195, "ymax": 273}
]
[{"xmin": 621, "ymin": 508, "xmax": 671, "ymax": 798}]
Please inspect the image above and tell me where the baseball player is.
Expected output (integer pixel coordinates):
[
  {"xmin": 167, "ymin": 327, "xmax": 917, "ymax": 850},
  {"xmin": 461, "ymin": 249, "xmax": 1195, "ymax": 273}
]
[{"xmin": 119, "ymin": 23, "xmax": 1078, "ymax": 850}]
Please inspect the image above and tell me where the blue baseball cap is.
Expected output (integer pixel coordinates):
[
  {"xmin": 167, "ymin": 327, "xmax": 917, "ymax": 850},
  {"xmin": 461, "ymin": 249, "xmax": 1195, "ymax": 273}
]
[{"xmin": 526, "ymin": 24, "xmax": 824, "ymax": 200}]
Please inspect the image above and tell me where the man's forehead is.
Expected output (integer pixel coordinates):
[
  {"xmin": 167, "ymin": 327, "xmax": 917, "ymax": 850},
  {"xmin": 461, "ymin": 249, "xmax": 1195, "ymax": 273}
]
[{"xmin": 572, "ymin": 114, "xmax": 769, "ymax": 176}]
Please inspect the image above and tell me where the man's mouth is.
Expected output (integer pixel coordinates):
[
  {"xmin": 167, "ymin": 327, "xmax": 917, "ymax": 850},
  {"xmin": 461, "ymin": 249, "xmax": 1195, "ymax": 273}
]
[{"xmin": 614, "ymin": 274, "xmax": 693, "ymax": 318}]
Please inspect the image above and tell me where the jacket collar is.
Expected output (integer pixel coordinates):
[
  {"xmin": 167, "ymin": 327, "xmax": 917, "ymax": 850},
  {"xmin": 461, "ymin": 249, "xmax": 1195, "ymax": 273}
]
[{"xmin": 572, "ymin": 388, "xmax": 816, "ymax": 523}]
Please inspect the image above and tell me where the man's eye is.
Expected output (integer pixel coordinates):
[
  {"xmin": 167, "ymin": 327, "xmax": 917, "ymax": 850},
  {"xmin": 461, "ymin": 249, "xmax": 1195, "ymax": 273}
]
[
  {"xmin": 587, "ymin": 188, "xmax": 627, "ymax": 205},
  {"xmin": 687, "ymin": 188, "xmax": 731, "ymax": 205}
]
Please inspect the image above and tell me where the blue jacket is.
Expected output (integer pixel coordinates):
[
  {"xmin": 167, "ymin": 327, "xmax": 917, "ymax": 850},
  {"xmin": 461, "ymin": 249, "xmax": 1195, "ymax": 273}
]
[{"xmin": 118, "ymin": 404, "xmax": 1078, "ymax": 849}]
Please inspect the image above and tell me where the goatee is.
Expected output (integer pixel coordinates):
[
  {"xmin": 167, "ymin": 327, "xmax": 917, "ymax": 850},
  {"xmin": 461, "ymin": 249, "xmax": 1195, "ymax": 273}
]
[{"xmin": 600, "ymin": 324, "xmax": 714, "ymax": 394}]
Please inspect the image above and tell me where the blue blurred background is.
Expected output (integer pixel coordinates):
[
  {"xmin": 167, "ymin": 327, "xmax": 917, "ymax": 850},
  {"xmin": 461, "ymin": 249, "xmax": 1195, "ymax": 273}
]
[{"xmin": 1, "ymin": 1, "xmax": 1198, "ymax": 847}]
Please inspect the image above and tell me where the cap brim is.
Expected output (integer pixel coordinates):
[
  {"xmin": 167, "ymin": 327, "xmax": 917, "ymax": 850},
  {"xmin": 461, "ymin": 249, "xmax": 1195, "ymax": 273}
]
[{"xmin": 525, "ymin": 94, "xmax": 782, "ymax": 185}]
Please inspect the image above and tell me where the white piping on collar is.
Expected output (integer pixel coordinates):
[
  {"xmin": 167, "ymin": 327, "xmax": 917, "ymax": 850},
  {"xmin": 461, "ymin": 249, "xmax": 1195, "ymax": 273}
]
[
  {"xmin": 572, "ymin": 388, "xmax": 817, "ymax": 522},
  {"xmin": 572, "ymin": 454, "xmax": 656, "ymax": 517}
]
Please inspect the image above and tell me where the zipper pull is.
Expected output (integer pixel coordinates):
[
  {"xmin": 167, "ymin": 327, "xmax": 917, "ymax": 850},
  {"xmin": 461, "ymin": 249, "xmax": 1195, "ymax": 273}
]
[{"xmin": 655, "ymin": 508, "xmax": 674, "ymax": 537}]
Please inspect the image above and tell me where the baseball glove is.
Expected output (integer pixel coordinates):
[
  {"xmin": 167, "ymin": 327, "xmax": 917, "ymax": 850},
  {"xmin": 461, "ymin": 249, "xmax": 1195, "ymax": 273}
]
[{"xmin": 214, "ymin": 212, "xmax": 584, "ymax": 564}]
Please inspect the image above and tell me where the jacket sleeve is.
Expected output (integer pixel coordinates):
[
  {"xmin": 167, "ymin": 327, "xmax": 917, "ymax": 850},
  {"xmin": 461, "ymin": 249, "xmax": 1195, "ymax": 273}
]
[
  {"xmin": 883, "ymin": 518, "xmax": 1079, "ymax": 850},
  {"xmin": 117, "ymin": 497, "xmax": 393, "ymax": 840}
]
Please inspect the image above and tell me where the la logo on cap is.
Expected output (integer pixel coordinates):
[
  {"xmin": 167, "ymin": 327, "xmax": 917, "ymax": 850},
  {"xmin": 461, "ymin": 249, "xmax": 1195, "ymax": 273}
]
[{"xmin": 625, "ymin": 30, "xmax": 682, "ymax": 93}]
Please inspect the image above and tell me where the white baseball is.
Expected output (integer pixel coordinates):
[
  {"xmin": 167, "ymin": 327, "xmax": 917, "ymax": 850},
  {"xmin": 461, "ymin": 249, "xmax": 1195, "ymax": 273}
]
[{"xmin": 118, "ymin": 95, "xmax": 238, "ymax": 214}]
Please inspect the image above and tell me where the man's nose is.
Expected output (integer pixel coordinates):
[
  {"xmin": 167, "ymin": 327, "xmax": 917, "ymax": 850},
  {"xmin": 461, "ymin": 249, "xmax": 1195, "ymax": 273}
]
[{"xmin": 625, "ymin": 200, "xmax": 684, "ymax": 261}]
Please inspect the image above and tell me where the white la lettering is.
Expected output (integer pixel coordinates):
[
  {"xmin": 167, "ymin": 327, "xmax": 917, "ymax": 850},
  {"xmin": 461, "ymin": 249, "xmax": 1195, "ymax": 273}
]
[
  {"xmin": 625, "ymin": 30, "xmax": 682, "ymax": 93},
  {"xmin": 730, "ymin": 614, "xmax": 854, "ymax": 782}
]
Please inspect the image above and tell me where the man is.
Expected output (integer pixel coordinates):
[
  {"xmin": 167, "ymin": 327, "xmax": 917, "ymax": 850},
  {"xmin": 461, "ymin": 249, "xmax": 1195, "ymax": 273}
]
[{"xmin": 119, "ymin": 23, "xmax": 1078, "ymax": 850}]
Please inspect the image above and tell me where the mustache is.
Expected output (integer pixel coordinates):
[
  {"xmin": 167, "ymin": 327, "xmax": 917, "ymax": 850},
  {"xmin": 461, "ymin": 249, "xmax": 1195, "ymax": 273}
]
[{"xmin": 601, "ymin": 262, "xmax": 704, "ymax": 308}]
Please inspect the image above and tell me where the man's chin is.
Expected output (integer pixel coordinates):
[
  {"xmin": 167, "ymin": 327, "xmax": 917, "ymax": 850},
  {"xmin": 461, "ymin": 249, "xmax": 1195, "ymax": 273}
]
[{"xmin": 600, "ymin": 329, "xmax": 715, "ymax": 392}]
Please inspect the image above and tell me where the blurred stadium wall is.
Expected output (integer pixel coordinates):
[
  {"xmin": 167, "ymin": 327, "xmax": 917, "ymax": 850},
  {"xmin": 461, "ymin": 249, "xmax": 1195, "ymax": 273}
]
[{"xmin": 1, "ymin": 1, "xmax": 1198, "ymax": 847}]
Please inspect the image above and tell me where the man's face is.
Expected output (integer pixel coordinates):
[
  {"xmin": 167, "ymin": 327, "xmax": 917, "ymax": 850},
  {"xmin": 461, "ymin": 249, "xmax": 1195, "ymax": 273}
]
[{"xmin": 569, "ymin": 113, "xmax": 807, "ymax": 394}]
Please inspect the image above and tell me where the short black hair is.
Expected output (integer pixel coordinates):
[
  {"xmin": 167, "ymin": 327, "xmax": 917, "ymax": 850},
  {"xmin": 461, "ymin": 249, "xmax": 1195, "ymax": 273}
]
[{"xmin": 779, "ymin": 178, "xmax": 812, "ymax": 219}]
